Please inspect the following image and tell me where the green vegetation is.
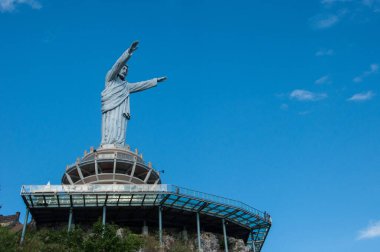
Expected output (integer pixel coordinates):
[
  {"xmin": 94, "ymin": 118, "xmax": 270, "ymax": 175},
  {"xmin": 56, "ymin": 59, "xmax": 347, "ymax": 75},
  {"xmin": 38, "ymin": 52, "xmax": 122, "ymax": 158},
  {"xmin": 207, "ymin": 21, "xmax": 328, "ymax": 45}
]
[
  {"xmin": 0, "ymin": 225, "xmax": 19, "ymax": 252},
  {"xmin": 0, "ymin": 221, "xmax": 197, "ymax": 252},
  {"xmin": 0, "ymin": 221, "xmax": 145, "ymax": 252}
]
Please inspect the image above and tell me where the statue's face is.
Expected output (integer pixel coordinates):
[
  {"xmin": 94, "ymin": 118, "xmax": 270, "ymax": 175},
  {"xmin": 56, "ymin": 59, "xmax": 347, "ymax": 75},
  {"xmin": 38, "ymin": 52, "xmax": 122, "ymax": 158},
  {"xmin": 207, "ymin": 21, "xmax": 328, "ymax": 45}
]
[{"xmin": 118, "ymin": 65, "xmax": 128, "ymax": 80}]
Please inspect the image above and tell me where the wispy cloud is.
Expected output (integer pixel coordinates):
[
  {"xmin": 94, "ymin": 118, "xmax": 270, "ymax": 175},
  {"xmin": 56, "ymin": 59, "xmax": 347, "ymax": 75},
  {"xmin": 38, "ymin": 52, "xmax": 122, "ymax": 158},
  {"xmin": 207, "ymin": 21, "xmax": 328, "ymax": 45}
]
[
  {"xmin": 347, "ymin": 91, "xmax": 375, "ymax": 101},
  {"xmin": 312, "ymin": 0, "xmax": 380, "ymax": 30},
  {"xmin": 315, "ymin": 75, "xmax": 332, "ymax": 85},
  {"xmin": 310, "ymin": 14, "xmax": 340, "ymax": 29},
  {"xmin": 316, "ymin": 49, "xmax": 335, "ymax": 56},
  {"xmin": 321, "ymin": 0, "xmax": 380, "ymax": 9},
  {"xmin": 321, "ymin": 0, "xmax": 353, "ymax": 5},
  {"xmin": 290, "ymin": 89, "xmax": 328, "ymax": 101},
  {"xmin": 0, "ymin": 0, "xmax": 41, "ymax": 13},
  {"xmin": 358, "ymin": 220, "xmax": 380, "ymax": 240},
  {"xmin": 353, "ymin": 64, "xmax": 379, "ymax": 82},
  {"xmin": 298, "ymin": 111, "xmax": 311, "ymax": 116}
]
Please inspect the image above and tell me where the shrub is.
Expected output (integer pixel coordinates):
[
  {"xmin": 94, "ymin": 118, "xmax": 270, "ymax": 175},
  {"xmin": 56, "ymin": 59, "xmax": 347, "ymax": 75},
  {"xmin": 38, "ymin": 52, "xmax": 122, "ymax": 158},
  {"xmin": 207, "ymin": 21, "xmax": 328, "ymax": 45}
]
[{"xmin": 0, "ymin": 226, "xmax": 18, "ymax": 252}]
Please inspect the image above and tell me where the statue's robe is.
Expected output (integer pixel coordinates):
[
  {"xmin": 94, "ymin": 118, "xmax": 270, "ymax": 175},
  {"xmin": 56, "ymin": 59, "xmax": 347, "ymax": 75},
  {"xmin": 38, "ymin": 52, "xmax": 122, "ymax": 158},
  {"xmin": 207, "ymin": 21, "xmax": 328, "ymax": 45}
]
[{"xmin": 101, "ymin": 78, "xmax": 158, "ymax": 145}]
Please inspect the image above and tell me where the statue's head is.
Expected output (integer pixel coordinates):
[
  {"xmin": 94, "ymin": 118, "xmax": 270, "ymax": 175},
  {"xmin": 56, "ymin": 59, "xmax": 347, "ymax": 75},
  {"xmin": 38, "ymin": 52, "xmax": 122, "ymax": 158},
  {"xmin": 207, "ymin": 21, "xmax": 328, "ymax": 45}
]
[{"xmin": 118, "ymin": 65, "xmax": 128, "ymax": 80}]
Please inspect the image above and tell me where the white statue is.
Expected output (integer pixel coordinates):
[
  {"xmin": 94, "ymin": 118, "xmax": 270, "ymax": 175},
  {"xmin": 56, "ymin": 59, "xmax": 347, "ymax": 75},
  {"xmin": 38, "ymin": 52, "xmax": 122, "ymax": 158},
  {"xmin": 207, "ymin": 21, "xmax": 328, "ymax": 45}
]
[{"xmin": 101, "ymin": 41, "xmax": 167, "ymax": 146}]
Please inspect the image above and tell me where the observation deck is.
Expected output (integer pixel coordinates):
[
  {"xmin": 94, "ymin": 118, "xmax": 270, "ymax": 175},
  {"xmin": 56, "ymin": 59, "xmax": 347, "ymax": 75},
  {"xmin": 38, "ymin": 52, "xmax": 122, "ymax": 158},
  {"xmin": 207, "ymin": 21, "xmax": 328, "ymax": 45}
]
[{"xmin": 21, "ymin": 184, "xmax": 271, "ymax": 252}]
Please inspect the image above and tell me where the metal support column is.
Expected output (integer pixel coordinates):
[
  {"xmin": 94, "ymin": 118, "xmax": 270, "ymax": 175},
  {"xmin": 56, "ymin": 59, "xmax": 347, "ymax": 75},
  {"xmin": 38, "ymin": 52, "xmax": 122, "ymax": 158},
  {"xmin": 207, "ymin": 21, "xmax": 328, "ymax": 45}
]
[
  {"xmin": 68, "ymin": 207, "xmax": 73, "ymax": 232},
  {"xmin": 20, "ymin": 207, "xmax": 29, "ymax": 244},
  {"xmin": 158, "ymin": 206, "xmax": 163, "ymax": 247},
  {"xmin": 142, "ymin": 220, "xmax": 148, "ymax": 236},
  {"xmin": 102, "ymin": 206, "xmax": 106, "ymax": 226},
  {"xmin": 251, "ymin": 231, "xmax": 256, "ymax": 252},
  {"xmin": 222, "ymin": 219, "xmax": 229, "ymax": 252},
  {"xmin": 196, "ymin": 212, "xmax": 202, "ymax": 251},
  {"xmin": 182, "ymin": 226, "xmax": 188, "ymax": 241}
]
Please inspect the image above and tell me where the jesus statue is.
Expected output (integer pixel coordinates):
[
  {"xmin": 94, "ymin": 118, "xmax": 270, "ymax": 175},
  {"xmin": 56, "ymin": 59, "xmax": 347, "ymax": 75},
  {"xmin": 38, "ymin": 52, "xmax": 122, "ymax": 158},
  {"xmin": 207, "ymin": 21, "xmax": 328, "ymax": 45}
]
[{"xmin": 101, "ymin": 41, "xmax": 167, "ymax": 146}]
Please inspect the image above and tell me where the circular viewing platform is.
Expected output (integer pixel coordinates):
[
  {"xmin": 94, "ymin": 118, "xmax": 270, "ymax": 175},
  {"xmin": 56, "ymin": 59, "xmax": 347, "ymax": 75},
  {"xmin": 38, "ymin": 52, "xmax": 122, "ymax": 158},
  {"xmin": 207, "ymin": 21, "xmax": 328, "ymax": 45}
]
[{"xmin": 62, "ymin": 145, "xmax": 161, "ymax": 185}]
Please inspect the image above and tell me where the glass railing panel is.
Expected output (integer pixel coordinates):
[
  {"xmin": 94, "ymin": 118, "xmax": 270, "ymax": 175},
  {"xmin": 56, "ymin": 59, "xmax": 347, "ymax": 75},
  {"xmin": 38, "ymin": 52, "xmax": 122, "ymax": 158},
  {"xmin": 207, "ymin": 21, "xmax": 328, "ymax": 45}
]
[
  {"xmin": 97, "ymin": 195, "xmax": 106, "ymax": 205},
  {"xmin": 182, "ymin": 200, "xmax": 200, "ymax": 208},
  {"xmin": 45, "ymin": 195, "xmax": 58, "ymax": 207},
  {"xmin": 117, "ymin": 195, "xmax": 132, "ymax": 206},
  {"xmin": 58, "ymin": 195, "xmax": 71, "ymax": 207},
  {"xmin": 84, "ymin": 195, "xmax": 97, "ymax": 206},
  {"xmin": 216, "ymin": 210, "xmax": 229, "ymax": 216},
  {"xmin": 143, "ymin": 195, "xmax": 157, "ymax": 205},
  {"xmin": 106, "ymin": 195, "xmax": 120, "ymax": 206},
  {"xmin": 164, "ymin": 198, "xmax": 175, "ymax": 205},
  {"xmin": 130, "ymin": 195, "xmax": 144, "ymax": 206},
  {"xmin": 172, "ymin": 199, "xmax": 187, "ymax": 207},
  {"xmin": 71, "ymin": 195, "xmax": 84, "ymax": 206}
]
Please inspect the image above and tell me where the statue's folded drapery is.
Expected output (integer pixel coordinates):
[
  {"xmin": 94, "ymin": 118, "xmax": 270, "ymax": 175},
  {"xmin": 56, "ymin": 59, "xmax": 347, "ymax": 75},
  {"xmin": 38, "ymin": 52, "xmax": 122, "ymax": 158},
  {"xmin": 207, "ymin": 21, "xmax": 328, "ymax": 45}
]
[
  {"xmin": 101, "ymin": 78, "xmax": 158, "ymax": 146},
  {"xmin": 101, "ymin": 80, "xmax": 129, "ymax": 114}
]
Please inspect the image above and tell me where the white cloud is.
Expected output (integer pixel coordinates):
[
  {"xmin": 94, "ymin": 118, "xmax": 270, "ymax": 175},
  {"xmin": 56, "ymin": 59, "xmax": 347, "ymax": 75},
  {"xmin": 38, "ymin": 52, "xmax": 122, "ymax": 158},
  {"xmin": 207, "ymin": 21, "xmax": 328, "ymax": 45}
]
[
  {"xmin": 353, "ymin": 76, "xmax": 363, "ymax": 82},
  {"xmin": 358, "ymin": 220, "xmax": 380, "ymax": 240},
  {"xmin": 298, "ymin": 111, "xmax": 311, "ymax": 116},
  {"xmin": 353, "ymin": 64, "xmax": 379, "ymax": 82},
  {"xmin": 0, "ymin": 0, "xmax": 41, "ymax": 13},
  {"xmin": 313, "ymin": 0, "xmax": 380, "ymax": 30},
  {"xmin": 370, "ymin": 64, "xmax": 379, "ymax": 71},
  {"xmin": 321, "ymin": 0, "xmax": 380, "ymax": 8},
  {"xmin": 310, "ymin": 14, "xmax": 340, "ymax": 29},
  {"xmin": 290, "ymin": 89, "xmax": 328, "ymax": 101},
  {"xmin": 347, "ymin": 91, "xmax": 375, "ymax": 101},
  {"xmin": 315, "ymin": 75, "xmax": 332, "ymax": 84},
  {"xmin": 321, "ymin": 0, "xmax": 352, "ymax": 5},
  {"xmin": 316, "ymin": 49, "xmax": 335, "ymax": 56}
]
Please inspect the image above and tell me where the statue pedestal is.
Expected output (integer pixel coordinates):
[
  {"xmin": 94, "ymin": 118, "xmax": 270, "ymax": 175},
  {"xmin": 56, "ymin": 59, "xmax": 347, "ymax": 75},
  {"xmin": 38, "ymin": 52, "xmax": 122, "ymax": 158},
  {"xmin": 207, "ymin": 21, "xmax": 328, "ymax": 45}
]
[{"xmin": 100, "ymin": 143, "xmax": 129, "ymax": 150}]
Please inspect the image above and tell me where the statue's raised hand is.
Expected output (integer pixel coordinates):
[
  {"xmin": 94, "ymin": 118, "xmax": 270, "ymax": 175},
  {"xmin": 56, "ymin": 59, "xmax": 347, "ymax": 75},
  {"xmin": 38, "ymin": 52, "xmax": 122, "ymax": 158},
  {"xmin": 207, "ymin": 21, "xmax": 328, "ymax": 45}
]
[{"xmin": 129, "ymin": 41, "xmax": 139, "ymax": 54}]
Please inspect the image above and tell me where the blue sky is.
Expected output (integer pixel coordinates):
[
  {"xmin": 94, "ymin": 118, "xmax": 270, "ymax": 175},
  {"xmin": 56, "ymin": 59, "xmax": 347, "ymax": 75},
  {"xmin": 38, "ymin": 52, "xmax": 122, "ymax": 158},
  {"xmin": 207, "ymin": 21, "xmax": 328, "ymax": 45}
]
[{"xmin": 1, "ymin": 0, "xmax": 380, "ymax": 251}]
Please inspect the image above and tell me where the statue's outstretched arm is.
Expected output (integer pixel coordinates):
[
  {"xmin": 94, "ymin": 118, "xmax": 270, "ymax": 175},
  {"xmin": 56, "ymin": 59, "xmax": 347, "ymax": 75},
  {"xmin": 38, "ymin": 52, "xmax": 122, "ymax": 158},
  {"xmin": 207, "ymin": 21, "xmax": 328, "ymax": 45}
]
[
  {"xmin": 129, "ymin": 79, "xmax": 158, "ymax": 94},
  {"xmin": 105, "ymin": 41, "xmax": 139, "ymax": 82},
  {"xmin": 129, "ymin": 76, "xmax": 167, "ymax": 94}
]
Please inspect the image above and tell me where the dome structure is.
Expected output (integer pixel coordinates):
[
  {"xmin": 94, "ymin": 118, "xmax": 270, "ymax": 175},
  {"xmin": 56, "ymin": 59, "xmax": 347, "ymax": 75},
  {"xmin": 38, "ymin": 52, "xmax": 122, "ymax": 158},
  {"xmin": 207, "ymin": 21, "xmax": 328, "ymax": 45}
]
[{"xmin": 62, "ymin": 145, "xmax": 161, "ymax": 185}]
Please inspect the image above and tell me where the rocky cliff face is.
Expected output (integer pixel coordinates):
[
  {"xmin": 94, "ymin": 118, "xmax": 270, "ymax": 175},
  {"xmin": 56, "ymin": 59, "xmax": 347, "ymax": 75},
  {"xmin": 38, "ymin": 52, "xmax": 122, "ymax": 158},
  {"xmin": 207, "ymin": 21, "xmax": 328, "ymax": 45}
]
[{"xmin": 158, "ymin": 231, "xmax": 251, "ymax": 252}]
